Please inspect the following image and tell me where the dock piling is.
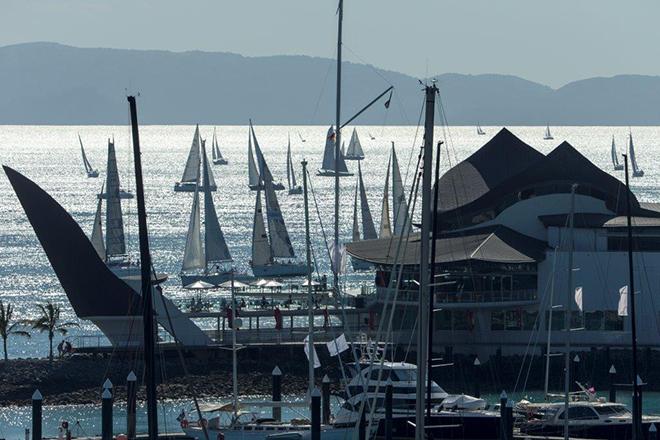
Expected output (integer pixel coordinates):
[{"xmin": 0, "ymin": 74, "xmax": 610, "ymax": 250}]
[
  {"xmin": 650, "ymin": 423, "xmax": 657, "ymax": 440},
  {"xmin": 385, "ymin": 380, "xmax": 393, "ymax": 440},
  {"xmin": 311, "ymin": 387, "xmax": 321, "ymax": 440},
  {"xmin": 609, "ymin": 364, "xmax": 617, "ymax": 402},
  {"xmin": 127, "ymin": 371, "xmax": 137, "ymax": 439},
  {"xmin": 473, "ymin": 357, "xmax": 481, "ymax": 398},
  {"xmin": 322, "ymin": 374, "xmax": 331, "ymax": 424},
  {"xmin": 272, "ymin": 366, "xmax": 282, "ymax": 421},
  {"xmin": 31, "ymin": 390, "xmax": 42, "ymax": 440},
  {"xmin": 101, "ymin": 388, "xmax": 113, "ymax": 440},
  {"xmin": 505, "ymin": 400, "xmax": 513, "ymax": 440},
  {"xmin": 499, "ymin": 390, "xmax": 507, "ymax": 440}
]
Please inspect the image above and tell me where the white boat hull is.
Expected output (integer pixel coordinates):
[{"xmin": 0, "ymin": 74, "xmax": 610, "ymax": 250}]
[
  {"xmin": 98, "ymin": 189, "xmax": 134, "ymax": 199},
  {"xmin": 185, "ymin": 425, "xmax": 357, "ymax": 440},
  {"xmin": 252, "ymin": 262, "xmax": 307, "ymax": 278},
  {"xmin": 175, "ymin": 182, "xmax": 218, "ymax": 192},
  {"xmin": 316, "ymin": 169, "xmax": 353, "ymax": 177}
]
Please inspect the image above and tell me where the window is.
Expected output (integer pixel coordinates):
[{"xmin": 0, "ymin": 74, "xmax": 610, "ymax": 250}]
[
  {"xmin": 547, "ymin": 311, "xmax": 566, "ymax": 331},
  {"xmin": 491, "ymin": 312, "xmax": 505, "ymax": 330},
  {"xmin": 435, "ymin": 310, "xmax": 451, "ymax": 331},
  {"xmin": 369, "ymin": 369, "xmax": 391, "ymax": 381},
  {"xmin": 453, "ymin": 311, "xmax": 471, "ymax": 330},
  {"xmin": 558, "ymin": 406, "xmax": 599, "ymax": 421},
  {"xmin": 604, "ymin": 311, "xmax": 624, "ymax": 331},
  {"xmin": 505, "ymin": 310, "xmax": 522, "ymax": 330},
  {"xmin": 522, "ymin": 311, "xmax": 539, "ymax": 330},
  {"xmin": 393, "ymin": 369, "xmax": 417, "ymax": 382},
  {"xmin": 585, "ymin": 311, "xmax": 604, "ymax": 331}
]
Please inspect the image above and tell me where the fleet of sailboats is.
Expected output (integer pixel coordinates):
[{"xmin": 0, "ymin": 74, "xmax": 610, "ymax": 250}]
[
  {"xmin": 175, "ymin": 125, "xmax": 218, "ymax": 192},
  {"xmin": 78, "ymin": 134, "xmax": 99, "ymax": 177},
  {"xmin": 344, "ymin": 128, "xmax": 365, "ymax": 160},
  {"xmin": 211, "ymin": 127, "xmax": 228, "ymax": 165}
]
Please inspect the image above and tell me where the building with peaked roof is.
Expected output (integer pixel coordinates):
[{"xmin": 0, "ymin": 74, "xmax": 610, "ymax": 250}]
[{"xmin": 346, "ymin": 128, "xmax": 660, "ymax": 359}]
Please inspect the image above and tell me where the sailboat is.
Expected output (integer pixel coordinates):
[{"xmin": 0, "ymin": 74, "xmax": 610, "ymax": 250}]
[
  {"xmin": 98, "ymin": 138, "xmax": 134, "ymax": 200},
  {"xmin": 611, "ymin": 136, "xmax": 624, "ymax": 171},
  {"xmin": 391, "ymin": 143, "xmax": 411, "ymax": 236},
  {"xmin": 368, "ymin": 132, "xmax": 375, "ymax": 140},
  {"xmin": 298, "ymin": 131, "xmax": 306, "ymax": 143},
  {"xmin": 250, "ymin": 125, "xmax": 306, "ymax": 278},
  {"xmin": 286, "ymin": 134, "xmax": 303, "ymax": 195},
  {"xmin": 247, "ymin": 123, "xmax": 285, "ymax": 191},
  {"xmin": 344, "ymin": 128, "xmax": 365, "ymax": 160},
  {"xmin": 351, "ymin": 162, "xmax": 377, "ymax": 271},
  {"xmin": 78, "ymin": 134, "xmax": 99, "ymax": 177},
  {"xmin": 629, "ymin": 132, "xmax": 644, "ymax": 177},
  {"xmin": 379, "ymin": 155, "xmax": 392, "ymax": 239},
  {"xmin": 180, "ymin": 141, "xmax": 234, "ymax": 287},
  {"xmin": 543, "ymin": 124, "xmax": 554, "ymax": 140},
  {"xmin": 477, "ymin": 124, "xmax": 486, "ymax": 135},
  {"xmin": 317, "ymin": 126, "xmax": 353, "ymax": 177},
  {"xmin": 211, "ymin": 127, "xmax": 228, "ymax": 165},
  {"xmin": 175, "ymin": 125, "xmax": 218, "ymax": 192}
]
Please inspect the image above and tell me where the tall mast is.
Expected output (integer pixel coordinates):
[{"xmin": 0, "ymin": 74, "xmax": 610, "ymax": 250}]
[
  {"xmin": 563, "ymin": 184, "xmax": 577, "ymax": 440},
  {"xmin": 231, "ymin": 270, "xmax": 238, "ymax": 418},
  {"xmin": 544, "ymin": 248, "xmax": 558, "ymax": 400},
  {"xmin": 127, "ymin": 95, "xmax": 158, "ymax": 438},
  {"xmin": 333, "ymin": 0, "xmax": 343, "ymax": 295},
  {"xmin": 624, "ymin": 154, "xmax": 641, "ymax": 440},
  {"xmin": 303, "ymin": 159, "xmax": 315, "ymax": 394},
  {"xmin": 416, "ymin": 83, "xmax": 438, "ymax": 440}
]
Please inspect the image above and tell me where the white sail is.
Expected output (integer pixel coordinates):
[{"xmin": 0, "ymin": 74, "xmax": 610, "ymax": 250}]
[
  {"xmin": 251, "ymin": 190, "xmax": 272, "ymax": 266},
  {"xmin": 544, "ymin": 124, "xmax": 553, "ymax": 139},
  {"xmin": 264, "ymin": 168, "xmax": 296, "ymax": 258},
  {"xmin": 182, "ymin": 178, "xmax": 205, "ymax": 272},
  {"xmin": 340, "ymin": 141, "xmax": 346, "ymax": 157},
  {"xmin": 91, "ymin": 188, "xmax": 105, "ymax": 260},
  {"xmin": 79, "ymin": 134, "xmax": 94, "ymax": 173},
  {"xmin": 379, "ymin": 154, "xmax": 392, "ymax": 238},
  {"xmin": 201, "ymin": 139, "xmax": 217, "ymax": 189},
  {"xmin": 320, "ymin": 126, "xmax": 349, "ymax": 173},
  {"xmin": 611, "ymin": 136, "xmax": 622, "ymax": 169},
  {"xmin": 358, "ymin": 161, "xmax": 378, "ymax": 240},
  {"xmin": 105, "ymin": 139, "xmax": 126, "ymax": 257},
  {"xmin": 251, "ymin": 122, "xmax": 276, "ymax": 183},
  {"xmin": 629, "ymin": 132, "xmax": 644, "ymax": 175},
  {"xmin": 391, "ymin": 143, "xmax": 411, "ymax": 236},
  {"xmin": 202, "ymin": 142, "xmax": 232, "ymax": 264},
  {"xmin": 345, "ymin": 128, "xmax": 365, "ymax": 159},
  {"xmin": 181, "ymin": 125, "xmax": 201, "ymax": 183},
  {"xmin": 352, "ymin": 182, "xmax": 360, "ymax": 242},
  {"xmin": 286, "ymin": 135, "xmax": 292, "ymax": 189},
  {"xmin": 248, "ymin": 131, "xmax": 260, "ymax": 188}
]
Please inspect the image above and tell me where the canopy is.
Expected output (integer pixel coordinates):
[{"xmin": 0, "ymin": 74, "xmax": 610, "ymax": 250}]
[
  {"xmin": 252, "ymin": 279, "xmax": 270, "ymax": 287},
  {"xmin": 217, "ymin": 280, "xmax": 250, "ymax": 289},
  {"xmin": 199, "ymin": 402, "xmax": 244, "ymax": 413},
  {"xmin": 264, "ymin": 280, "xmax": 283, "ymax": 288},
  {"xmin": 184, "ymin": 280, "xmax": 215, "ymax": 290},
  {"xmin": 440, "ymin": 394, "xmax": 487, "ymax": 410},
  {"xmin": 302, "ymin": 279, "xmax": 320, "ymax": 286}
]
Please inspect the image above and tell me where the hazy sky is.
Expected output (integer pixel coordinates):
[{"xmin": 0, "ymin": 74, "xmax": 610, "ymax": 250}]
[{"xmin": 2, "ymin": 0, "xmax": 659, "ymax": 88}]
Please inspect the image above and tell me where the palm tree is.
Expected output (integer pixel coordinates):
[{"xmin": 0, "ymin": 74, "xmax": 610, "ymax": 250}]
[
  {"xmin": 0, "ymin": 301, "xmax": 31, "ymax": 361},
  {"xmin": 31, "ymin": 302, "xmax": 79, "ymax": 362}
]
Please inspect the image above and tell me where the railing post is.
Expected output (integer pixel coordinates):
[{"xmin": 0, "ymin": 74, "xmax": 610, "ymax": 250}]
[
  {"xmin": 272, "ymin": 366, "xmax": 282, "ymax": 421},
  {"xmin": 127, "ymin": 371, "xmax": 137, "ymax": 439},
  {"xmin": 32, "ymin": 389, "xmax": 42, "ymax": 440},
  {"xmin": 101, "ymin": 388, "xmax": 113, "ymax": 440},
  {"xmin": 322, "ymin": 375, "xmax": 331, "ymax": 424},
  {"xmin": 311, "ymin": 387, "xmax": 321, "ymax": 440},
  {"xmin": 609, "ymin": 364, "xmax": 617, "ymax": 403},
  {"xmin": 499, "ymin": 391, "xmax": 507, "ymax": 440}
]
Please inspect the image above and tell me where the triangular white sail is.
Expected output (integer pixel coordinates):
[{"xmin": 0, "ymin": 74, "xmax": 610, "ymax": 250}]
[
  {"xmin": 105, "ymin": 139, "xmax": 126, "ymax": 257},
  {"xmin": 181, "ymin": 125, "xmax": 201, "ymax": 183},
  {"xmin": 611, "ymin": 136, "xmax": 621, "ymax": 168},
  {"xmin": 202, "ymin": 142, "xmax": 232, "ymax": 264},
  {"xmin": 629, "ymin": 132, "xmax": 643, "ymax": 175},
  {"xmin": 201, "ymin": 139, "xmax": 217, "ymax": 189},
  {"xmin": 251, "ymin": 122, "xmax": 276, "ymax": 184},
  {"xmin": 345, "ymin": 128, "xmax": 365, "ymax": 159},
  {"xmin": 340, "ymin": 141, "xmax": 346, "ymax": 157},
  {"xmin": 379, "ymin": 154, "xmax": 392, "ymax": 238},
  {"xmin": 544, "ymin": 124, "xmax": 552, "ymax": 139},
  {"xmin": 286, "ymin": 135, "xmax": 294, "ymax": 189},
  {"xmin": 79, "ymin": 134, "xmax": 94, "ymax": 173},
  {"xmin": 358, "ymin": 161, "xmax": 377, "ymax": 240},
  {"xmin": 91, "ymin": 186, "xmax": 105, "ymax": 260},
  {"xmin": 352, "ymin": 182, "xmax": 360, "ymax": 242},
  {"xmin": 391, "ymin": 143, "xmax": 411, "ymax": 236},
  {"xmin": 182, "ymin": 177, "xmax": 205, "ymax": 272},
  {"xmin": 248, "ymin": 129, "xmax": 260, "ymax": 187},
  {"xmin": 252, "ymin": 190, "xmax": 273, "ymax": 266},
  {"xmin": 212, "ymin": 128, "xmax": 224, "ymax": 161},
  {"xmin": 320, "ymin": 126, "xmax": 349, "ymax": 173}
]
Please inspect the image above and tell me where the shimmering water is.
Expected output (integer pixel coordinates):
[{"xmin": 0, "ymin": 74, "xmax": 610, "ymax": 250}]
[{"xmin": 1, "ymin": 125, "xmax": 659, "ymax": 360}]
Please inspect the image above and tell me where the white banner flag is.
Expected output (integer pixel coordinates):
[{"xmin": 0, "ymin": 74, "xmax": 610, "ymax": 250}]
[
  {"xmin": 618, "ymin": 286, "xmax": 628, "ymax": 317},
  {"xmin": 327, "ymin": 333, "xmax": 349, "ymax": 357},
  {"xmin": 304, "ymin": 335, "xmax": 321, "ymax": 368},
  {"xmin": 575, "ymin": 287, "xmax": 583, "ymax": 312}
]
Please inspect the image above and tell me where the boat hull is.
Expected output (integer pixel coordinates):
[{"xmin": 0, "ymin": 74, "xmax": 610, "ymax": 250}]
[
  {"xmin": 316, "ymin": 169, "xmax": 354, "ymax": 177},
  {"xmin": 250, "ymin": 183, "xmax": 286, "ymax": 191},
  {"xmin": 98, "ymin": 190, "xmax": 134, "ymax": 199},
  {"xmin": 288, "ymin": 186, "xmax": 303, "ymax": 195},
  {"xmin": 370, "ymin": 413, "xmax": 500, "ymax": 440},
  {"xmin": 87, "ymin": 170, "xmax": 99, "ymax": 178},
  {"xmin": 185, "ymin": 425, "xmax": 357, "ymax": 440},
  {"xmin": 175, "ymin": 182, "xmax": 218, "ymax": 192},
  {"xmin": 252, "ymin": 262, "xmax": 308, "ymax": 278},
  {"xmin": 520, "ymin": 420, "xmax": 657, "ymax": 440},
  {"xmin": 213, "ymin": 158, "xmax": 229, "ymax": 165},
  {"xmin": 633, "ymin": 170, "xmax": 645, "ymax": 177},
  {"xmin": 344, "ymin": 155, "xmax": 364, "ymax": 161}
]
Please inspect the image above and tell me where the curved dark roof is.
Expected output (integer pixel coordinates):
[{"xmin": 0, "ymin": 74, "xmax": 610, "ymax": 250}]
[
  {"xmin": 437, "ymin": 128, "xmax": 544, "ymax": 211},
  {"xmin": 4, "ymin": 166, "xmax": 142, "ymax": 318}
]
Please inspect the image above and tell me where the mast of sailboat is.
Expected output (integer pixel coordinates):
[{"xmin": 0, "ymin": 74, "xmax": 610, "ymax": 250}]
[
  {"xmin": 623, "ymin": 153, "xmax": 641, "ymax": 440},
  {"xmin": 563, "ymin": 184, "xmax": 577, "ymax": 440},
  {"xmin": 302, "ymin": 159, "xmax": 315, "ymax": 394},
  {"xmin": 544, "ymin": 248, "xmax": 558, "ymax": 400},
  {"xmin": 231, "ymin": 270, "xmax": 239, "ymax": 419},
  {"xmin": 127, "ymin": 95, "xmax": 158, "ymax": 438},
  {"xmin": 333, "ymin": 0, "xmax": 343, "ymax": 295},
  {"xmin": 416, "ymin": 83, "xmax": 438, "ymax": 440}
]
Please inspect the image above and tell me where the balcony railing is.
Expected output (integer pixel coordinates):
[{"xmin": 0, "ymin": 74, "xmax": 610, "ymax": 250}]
[{"xmin": 376, "ymin": 288, "xmax": 537, "ymax": 305}]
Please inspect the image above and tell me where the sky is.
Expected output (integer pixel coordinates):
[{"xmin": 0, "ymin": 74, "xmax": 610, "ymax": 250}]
[{"xmin": 2, "ymin": 0, "xmax": 659, "ymax": 88}]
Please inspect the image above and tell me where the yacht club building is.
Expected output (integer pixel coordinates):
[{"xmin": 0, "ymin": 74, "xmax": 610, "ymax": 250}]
[{"xmin": 346, "ymin": 128, "xmax": 660, "ymax": 358}]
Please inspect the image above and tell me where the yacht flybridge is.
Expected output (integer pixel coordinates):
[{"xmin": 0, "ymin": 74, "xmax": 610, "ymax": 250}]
[{"xmin": 175, "ymin": 125, "xmax": 218, "ymax": 192}]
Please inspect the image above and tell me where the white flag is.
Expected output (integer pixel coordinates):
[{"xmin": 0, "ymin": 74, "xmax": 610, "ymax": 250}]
[
  {"xmin": 575, "ymin": 287, "xmax": 583, "ymax": 312},
  {"xmin": 326, "ymin": 333, "xmax": 349, "ymax": 357},
  {"xmin": 330, "ymin": 241, "xmax": 347, "ymax": 275},
  {"xmin": 618, "ymin": 286, "xmax": 628, "ymax": 317},
  {"xmin": 303, "ymin": 335, "xmax": 321, "ymax": 368}
]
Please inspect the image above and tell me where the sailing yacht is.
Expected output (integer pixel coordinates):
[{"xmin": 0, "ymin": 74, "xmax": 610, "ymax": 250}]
[
  {"xmin": 611, "ymin": 136, "xmax": 624, "ymax": 171},
  {"xmin": 175, "ymin": 125, "xmax": 218, "ymax": 192},
  {"xmin": 629, "ymin": 132, "xmax": 644, "ymax": 177},
  {"xmin": 477, "ymin": 124, "xmax": 486, "ymax": 135},
  {"xmin": 390, "ymin": 143, "xmax": 411, "ymax": 236},
  {"xmin": 78, "ymin": 134, "xmax": 99, "ymax": 177},
  {"xmin": 247, "ymin": 123, "xmax": 285, "ymax": 191},
  {"xmin": 317, "ymin": 126, "xmax": 353, "ymax": 177},
  {"xmin": 378, "ymin": 155, "xmax": 392, "ymax": 239},
  {"xmin": 369, "ymin": 132, "xmax": 375, "ymax": 140},
  {"xmin": 351, "ymin": 162, "xmax": 377, "ymax": 271},
  {"xmin": 250, "ymin": 126, "xmax": 306, "ymax": 278},
  {"xmin": 543, "ymin": 124, "xmax": 554, "ymax": 140},
  {"xmin": 286, "ymin": 134, "xmax": 303, "ymax": 195},
  {"xmin": 212, "ymin": 127, "xmax": 228, "ymax": 165},
  {"xmin": 344, "ymin": 128, "xmax": 365, "ymax": 160},
  {"xmin": 98, "ymin": 138, "xmax": 134, "ymax": 200},
  {"xmin": 180, "ymin": 142, "xmax": 234, "ymax": 287}
]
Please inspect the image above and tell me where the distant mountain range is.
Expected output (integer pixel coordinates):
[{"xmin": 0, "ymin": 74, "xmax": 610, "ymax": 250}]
[{"xmin": 2, "ymin": 42, "xmax": 660, "ymax": 125}]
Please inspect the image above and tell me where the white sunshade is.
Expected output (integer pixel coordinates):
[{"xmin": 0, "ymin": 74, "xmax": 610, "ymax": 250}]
[
  {"xmin": 184, "ymin": 280, "xmax": 215, "ymax": 290},
  {"xmin": 252, "ymin": 279, "xmax": 270, "ymax": 287},
  {"xmin": 302, "ymin": 279, "xmax": 319, "ymax": 286},
  {"xmin": 217, "ymin": 280, "xmax": 250, "ymax": 289},
  {"xmin": 264, "ymin": 280, "xmax": 283, "ymax": 288}
]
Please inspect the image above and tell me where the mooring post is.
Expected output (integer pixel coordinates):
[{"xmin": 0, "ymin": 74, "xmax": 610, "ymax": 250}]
[
  {"xmin": 359, "ymin": 401, "xmax": 366, "ymax": 440},
  {"xmin": 272, "ymin": 366, "xmax": 282, "ymax": 421},
  {"xmin": 311, "ymin": 387, "xmax": 321, "ymax": 440},
  {"xmin": 127, "ymin": 371, "xmax": 137, "ymax": 439},
  {"xmin": 499, "ymin": 391, "xmax": 507, "ymax": 440},
  {"xmin": 101, "ymin": 388, "xmax": 113, "ymax": 440},
  {"xmin": 32, "ymin": 389, "xmax": 42, "ymax": 440},
  {"xmin": 385, "ymin": 379, "xmax": 393, "ymax": 440},
  {"xmin": 650, "ymin": 423, "xmax": 657, "ymax": 440},
  {"xmin": 637, "ymin": 375, "xmax": 644, "ymax": 429},
  {"xmin": 103, "ymin": 378, "xmax": 113, "ymax": 402},
  {"xmin": 322, "ymin": 374, "xmax": 331, "ymax": 424},
  {"xmin": 572, "ymin": 354, "xmax": 580, "ymax": 392},
  {"xmin": 473, "ymin": 357, "xmax": 481, "ymax": 398},
  {"xmin": 609, "ymin": 364, "xmax": 617, "ymax": 403},
  {"xmin": 505, "ymin": 400, "xmax": 513, "ymax": 440}
]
